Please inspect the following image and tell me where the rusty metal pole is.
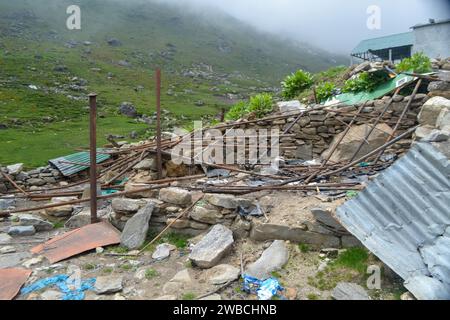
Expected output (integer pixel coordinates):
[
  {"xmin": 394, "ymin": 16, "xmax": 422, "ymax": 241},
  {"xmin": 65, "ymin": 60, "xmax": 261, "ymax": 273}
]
[
  {"xmin": 89, "ymin": 93, "xmax": 98, "ymax": 224},
  {"xmin": 155, "ymin": 69, "xmax": 163, "ymax": 179}
]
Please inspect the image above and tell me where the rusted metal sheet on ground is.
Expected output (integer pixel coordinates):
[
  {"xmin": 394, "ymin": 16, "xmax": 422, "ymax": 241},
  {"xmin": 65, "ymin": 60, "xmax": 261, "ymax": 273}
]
[
  {"xmin": 31, "ymin": 222, "xmax": 120, "ymax": 264},
  {"xmin": 336, "ymin": 141, "xmax": 450, "ymax": 300},
  {"xmin": 0, "ymin": 268, "xmax": 32, "ymax": 300}
]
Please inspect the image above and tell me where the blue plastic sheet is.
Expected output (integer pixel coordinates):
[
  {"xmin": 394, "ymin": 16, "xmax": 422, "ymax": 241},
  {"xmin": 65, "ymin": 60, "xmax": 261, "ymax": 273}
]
[
  {"xmin": 20, "ymin": 274, "xmax": 96, "ymax": 300},
  {"xmin": 242, "ymin": 275, "xmax": 284, "ymax": 300}
]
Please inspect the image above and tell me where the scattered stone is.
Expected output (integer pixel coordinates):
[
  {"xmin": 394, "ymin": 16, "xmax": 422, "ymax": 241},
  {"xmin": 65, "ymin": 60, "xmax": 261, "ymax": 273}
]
[
  {"xmin": 0, "ymin": 233, "xmax": 13, "ymax": 244},
  {"xmin": 152, "ymin": 243, "xmax": 176, "ymax": 261},
  {"xmin": 46, "ymin": 197, "xmax": 76, "ymax": 217},
  {"xmin": 120, "ymin": 203, "xmax": 154, "ymax": 250},
  {"xmin": 332, "ymin": 282, "xmax": 370, "ymax": 300},
  {"xmin": 95, "ymin": 276, "xmax": 123, "ymax": 294},
  {"xmin": 19, "ymin": 214, "xmax": 53, "ymax": 231},
  {"xmin": 107, "ymin": 38, "xmax": 122, "ymax": 46},
  {"xmin": 190, "ymin": 205, "xmax": 223, "ymax": 224},
  {"xmin": 8, "ymin": 225, "xmax": 36, "ymax": 236},
  {"xmin": 204, "ymin": 193, "xmax": 251, "ymax": 209},
  {"xmin": 0, "ymin": 252, "xmax": 31, "ymax": 268},
  {"xmin": 170, "ymin": 269, "xmax": 192, "ymax": 284},
  {"xmin": 112, "ymin": 198, "xmax": 144, "ymax": 214},
  {"xmin": 159, "ymin": 187, "xmax": 192, "ymax": 206},
  {"xmin": 189, "ymin": 224, "xmax": 234, "ymax": 268},
  {"xmin": 22, "ymin": 256, "xmax": 44, "ymax": 268},
  {"xmin": 246, "ymin": 240, "xmax": 289, "ymax": 280},
  {"xmin": 418, "ymin": 96, "xmax": 450, "ymax": 127},
  {"xmin": 96, "ymin": 247, "xmax": 104, "ymax": 254},
  {"xmin": 0, "ymin": 246, "xmax": 16, "ymax": 254},
  {"xmin": 205, "ymin": 264, "xmax": 240, "ymax": 285},
  {"xmin": 64, "ymin": 209, "xmax": 91, "ymax": 229},
  {"xmin": 40, "ymin": 290, "xmax": 63, "ymax": 300},
  {"xmin": 133, "ymin": 158, "xmax": 157, "ymax": 171}
]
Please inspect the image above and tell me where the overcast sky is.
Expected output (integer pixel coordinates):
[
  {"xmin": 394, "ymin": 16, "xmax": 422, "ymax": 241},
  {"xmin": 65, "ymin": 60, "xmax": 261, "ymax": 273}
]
[{"xmin": 162, "ymin": 0, "xmax": 450, "ymax": 53}]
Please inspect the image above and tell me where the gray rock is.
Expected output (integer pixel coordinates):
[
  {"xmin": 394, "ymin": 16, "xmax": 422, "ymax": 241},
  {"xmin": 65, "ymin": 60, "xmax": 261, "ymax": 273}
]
[
  {"xmin": 0, "ymin": 246, "xmax": 16, "ymax": 254},
  {"xmin": 0, "ymin": 198, "xmax": 15, "ymax": 210},
  {"xmin": 94, "ymin": 275, "xmax": 123, "ymax": 294},
  {"xmin": 119, "ymin": 102, "xmax": 137, "ymax": 118},
  {"xmin": 159, "ymin": 187, "xmax": 192, "ymax": 206},
  {"xmin": 120, "ymin": 203, "xmax": 154, "ymax": 250},
  {"xmin": 206, "ymin": 264, "xmax": 240, "ymax": 285},
  {"xmin": 107, "ymin": 38, "xmax": 122, "ymax": 46},
  {"xmin": 332, "ymin": 282, "xmax": 370, "ymax": 300},
  {"xmin": 246, "ymin": 240, "xmax": 289, "ymax": 280},
  {"xmin": 0, "ymin": 233, "xmax": 13, "ymax": 244},
  {"xmin": 170, "ymin": 269, "xmax": 192, "ymax": 284},
  {"xmin": 133, "ymin": 158, "xmax": 157, "ymax": 171},
  {"xmin": 112, "ymin": 198, "xmax": 144, "ymax": 215},
  {"xmin": 437, "ymin": 108, "xmax": 450, "ymax": 131},
  {"xmin": 415, "ymin": 126, "xmax": 435, "ymax": 141},
  {"xmin": 152, "ymin": 243, "xmax": 175, "ymax": 261},
  {"xmin": 276, "ymin": 100, "xmax": 306, "ymax": 113},
  {"xmin": 64, "ymin": 210, "xmax": 91, "ymax": 229},
  {"xmin": 7, "ymin": 163, "xmax": 23, "ymax": 175},
  {"xmin": 189, "ymin": 225, "xmax": 234, "ymax": 268},
  {"xmin": 19, "ymin": 214, "xmax": 53, "ymax": 231},
  {"xmin": 8, "ymin": 225, "xmax": 36, "ymax": 236},
  {"xmin": 423, "ymin": 129, "xmax": 449, "ymax": 142},
  {"xmin": 189, "ymin": 205, "xmax": 222, "ymax": 224},
  {"xmin": 204, "ymin": 193, "xmax": 251, "ymax": 209},
  {"xmin": 27, "ymin": 178, "xmax": 46, "ymax": 186},
  {"xmin": 310, "ymin": 208, "xmax": 347, "ymax": 233},
  {"xmin": 418, "ymin": 96, "xmax": 450, "ymax": 127}
]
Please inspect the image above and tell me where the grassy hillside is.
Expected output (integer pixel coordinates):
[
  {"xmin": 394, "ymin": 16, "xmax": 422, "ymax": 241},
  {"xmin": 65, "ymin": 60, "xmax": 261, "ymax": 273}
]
[{"xmin": 0, "ymin": 0, "xmax": 346, "ymax": 168}]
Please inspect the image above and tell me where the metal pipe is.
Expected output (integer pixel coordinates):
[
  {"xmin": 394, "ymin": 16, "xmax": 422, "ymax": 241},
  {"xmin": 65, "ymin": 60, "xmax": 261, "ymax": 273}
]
[
  {"xmin": 89, "ymin": 93, "xmax": 98, "ymax": 224},
  {"xmin": 155, "ymin": 68, "xmax": 163, "ymax": 179}
]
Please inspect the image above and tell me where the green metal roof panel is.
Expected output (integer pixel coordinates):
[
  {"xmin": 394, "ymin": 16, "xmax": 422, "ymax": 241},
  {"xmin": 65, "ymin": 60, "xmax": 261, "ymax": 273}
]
[
  {"xmin": 49, "ymin": 150, "xmax": 111, "ymax": 177},
  {"xmin": 351, "ymin": 32, "xmax": 414, "ymax": 55}
]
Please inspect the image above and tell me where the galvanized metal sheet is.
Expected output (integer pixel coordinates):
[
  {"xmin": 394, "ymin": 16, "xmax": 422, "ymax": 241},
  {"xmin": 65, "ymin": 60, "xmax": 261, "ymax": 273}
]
[
  {"xmin": 31, "ymin": 222, "xmax": 120, "ymax": 264},
  {"xmin": 351, "ymin": 32, "xmax": 414, "ymax": 55},
  {"xmin": 49, "ymin": 150, "xmax": 111, "ymax": 177},
  {"xmin": 0, "ymin": 268, "xmax": 32, "ymax": 300},
  {"xmin": 336, "ymin": 142, "xmax": 450, "ymax": 300}
]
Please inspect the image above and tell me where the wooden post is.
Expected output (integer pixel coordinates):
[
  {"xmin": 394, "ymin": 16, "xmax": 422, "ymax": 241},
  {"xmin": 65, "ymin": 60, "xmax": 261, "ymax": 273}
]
[
  {"xmin": 155, "ymin": 69, "xmax": 163, "ymax": 179},
  {"xmin": 89, "ymin": 93, "xmax": 98, "ymax": 224}
]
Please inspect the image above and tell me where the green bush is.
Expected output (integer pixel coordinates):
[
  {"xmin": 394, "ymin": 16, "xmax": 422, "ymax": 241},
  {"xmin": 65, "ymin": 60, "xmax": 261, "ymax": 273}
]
[
  {"xmin": 396, "ymin": 52, "xmax": 432, "ymax": 74},
  {"xmin": 281, "ymin": 69, "xmax": 314, "ymax": 99},
  {"xmin": 225, "ymin": 101, "xmax": 248, "ymax": 121},
  {"xmin": 225, "ymin": 94, "xmax": 273, "ymax": 120},
  {"xmin": 342, "ymin": 71, "xmax": 388, "ymax": 93},
  {"xmin": 247, "ymin": 93, "xmax": 273, "ymax": 118},
  {"xmin": 316, "ymin": 82, "xmax": 336, "ymax": 102}
]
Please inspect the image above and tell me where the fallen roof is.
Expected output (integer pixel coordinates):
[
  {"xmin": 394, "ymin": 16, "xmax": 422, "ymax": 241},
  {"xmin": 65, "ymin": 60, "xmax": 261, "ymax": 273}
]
[
  {"xmin": 336, "ymin": 141, "xmax": 450, "ymax": 300},
  {"xmin": 49, "ymin": 150, "xmax": 111, "ymax": 177},
  {"xmin": 351, "ymin": 32, "xmax": 414, "ymax": 55}
]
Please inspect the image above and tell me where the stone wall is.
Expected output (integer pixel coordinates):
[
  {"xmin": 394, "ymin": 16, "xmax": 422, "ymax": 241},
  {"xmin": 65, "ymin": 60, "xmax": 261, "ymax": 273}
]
[{"xmin": 0, "ymin": 164, "xmax": 64, "ymax": 192}]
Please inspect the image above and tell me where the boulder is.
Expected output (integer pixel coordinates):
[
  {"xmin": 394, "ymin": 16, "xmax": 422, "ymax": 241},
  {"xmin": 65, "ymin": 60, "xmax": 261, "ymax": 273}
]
[
  {"xmin": 321, "ymin": 123, "xmax": 393, "ymax": 163},
  {"xmin": 423, "ymin": 129, "xmax": 450, "ymax": 142},
  {"xmin": 310, "ymin": 208, "xmax": 347, "ymax": 233},
  {"xmin": 120, "ymin": 203, "xmax": 154, "ymax": 250},
  {"xmin": 94, "ymin": 276, "xmax": 123, "ymax": 294},
  {"xmin": 418, "ymin": 96, "xmax": 450, "ymax": 127},
  {"xmin": 0, "ymin": 233, "xmax": 13, "ymax": 244},
  {"xmin": 189, "ymin": 225, "xmax": 234, "ymax": 268},
  {"xmin": 332, "ymin": 282, "xmax": 370, "ymax": 300},
  {"xmin": 133, "ymin": 158, "xmax": 157, "ymax": 171},
  {"xmin": 205, "ymin": 264, "xmax": 241, "ymax": 285},
  {"xmin": 204, "ymin": 193, "xmax": 251, "ymax": 209},
  {"xmin": 27, "ymin": 178, "xmax": 46, "ymax": 186},
  {"xmin": 152, "ymin": 243, "xmax": 176, "ymax": 261},
  {"xmin": 276, "ymin": 100, "xmax": 306, "ymax": 114},
  {"xmin": 118, "ymin": 102, "xmax": 138, "ymax": 118},
  {"xmin": 45, "ymin": 197, "xmax": 76, "ymax": 217},
  {"xmin": 414, "ymin": 126, "xmax": 435, "ymax": 141},
  {"xmin": 64, "ymin": 209, "xmax": 92, "ymax": 229},
  {"xmin": 245, "ymin": 240, "xmax": 289, "ymax": 280},
  {"xmin": 428, "ymin": 81, "xmax": 450, "ymax": 99},
  {"xmin": 124, "ymin": 183, "xmax": 158, "ymax": 199},
  {"xmin": 436, "ymin": 108, "xmax": 450, "ymax": 131},
  {"xmin": 112, "ymin": 198, "xmax": 144, "ymax": 215},
  {"xmin": 159, "ymin": 187, "xmax": 192, "ymax": 206},
  {"xmin": 19, "ymin": 214, "xmax": 53, "ymax": 231}
]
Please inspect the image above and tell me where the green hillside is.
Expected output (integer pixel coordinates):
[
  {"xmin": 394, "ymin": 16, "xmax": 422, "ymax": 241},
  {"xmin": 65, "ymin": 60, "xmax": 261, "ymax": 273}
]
[{"xmin": 0, "ymin": 0, "xmax": 346, "ymax": 168}]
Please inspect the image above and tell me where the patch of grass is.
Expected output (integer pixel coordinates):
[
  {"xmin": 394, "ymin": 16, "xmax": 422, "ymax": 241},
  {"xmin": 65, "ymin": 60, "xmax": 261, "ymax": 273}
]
[
  {"xmin": 333, "ymin": 247, "xmax": 369, "ymax": 273},
  {"xmin": 298, "ymin": 243, "xmax": 311, "ymax": 253},
  {"xmin": 121, "ymin": 263, "xmax": 133, "ymax": 271},
  {"xmin": 83, "ymin": 263, "xmax": 96, "ymax": 271},
  {"xmin": 145, "ymin": 268, "xmax": 159, "ymax": 280},
  {"xmin": 182, "ymin": 292, "xmax": 196, "ymax": 300},
  {"xmin": 307, "ymin": 293, "xmax": 319, "ymax": 300},
  {"xmin": 103, "ymin": 267, "xmax": 113, "ymax": 274},
  {"xmin": 141, "ymin": 231, "xmax": 190, "ymax": 253},
  {"xmin": 52, "ymin": 221, "xmax": 65, "ymax": 229},
  {"xmin": 109, "ymin": 246, "xmax": 129, "ymax": 254},
  {"xmin": 271, "ymin": 271, "xmax": 282, "ymax": 279}
]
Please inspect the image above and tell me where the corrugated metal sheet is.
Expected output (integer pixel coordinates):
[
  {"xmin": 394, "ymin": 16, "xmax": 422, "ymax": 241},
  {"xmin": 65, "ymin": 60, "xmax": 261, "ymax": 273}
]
[
  {"xmin": 351, "ymin": 32, "xmax": 414, "ymax": 55},
  {"xmin": 48, "ymin": 150, "xmax": 110, "ymax": 177},
  {"xmin": 336, "ymin": 141, "xmax": 450, "ymax": 300}
]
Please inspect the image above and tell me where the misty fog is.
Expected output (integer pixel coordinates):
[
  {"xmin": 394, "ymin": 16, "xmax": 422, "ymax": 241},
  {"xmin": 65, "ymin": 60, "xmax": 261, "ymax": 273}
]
[{"xmin": 156, "ymin": 0, "xmax": 450, "ymax": 53}]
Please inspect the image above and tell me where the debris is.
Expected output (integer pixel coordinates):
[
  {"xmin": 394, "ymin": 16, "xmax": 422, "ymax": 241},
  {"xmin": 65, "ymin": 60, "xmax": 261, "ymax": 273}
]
[
  {"xmin": 31, "ymin": 222, "xmax": 120, "ymax": 264},
  {"xmin": 189, "ymin": 224, "xmax": 234, "ymax": 268},
  {"xmin": 120, "ymin": 203, "xmax": 154, "ymax": 250},
  {"xmin": 21, "ymin": 274, "xmax": 96, "ymax": 300},
  {"xmin": 22, "ymin": 256, "xmax": 44, "ymax": 268},
  {"xmin": 94, "ymin": 275, "xmax": 123, "ymax": 294},
  {"xmin": 242, "ymin": 275, "xmax": 284, "ymax": 300},
  {"xmin": 332, "ymin": 282, "xmax": 370, "ymax": 300},
  {"xmin": 0, "ymin": 268, "xmax": 32, "ymax": 300},
  {"xmin": 245, "ymin": 240, "xmax": 289, "ymax": 280}
]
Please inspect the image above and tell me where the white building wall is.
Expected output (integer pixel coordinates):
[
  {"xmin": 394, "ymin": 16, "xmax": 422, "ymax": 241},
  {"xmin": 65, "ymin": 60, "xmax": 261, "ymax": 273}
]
[{"xmin": 413, "ymin": 23, "xmax": 450, "ymax": 59}]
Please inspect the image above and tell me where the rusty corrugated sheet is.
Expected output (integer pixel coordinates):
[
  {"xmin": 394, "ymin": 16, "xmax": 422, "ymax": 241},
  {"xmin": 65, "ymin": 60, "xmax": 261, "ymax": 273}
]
[
  {"xmin": 31, "ymin": 222, "xmax": 120, "ymax": 264},
  {"xmin": 336, "ymin": 141, "xmax": 450, "ymax": 300},
  {"xmin": 0, "ymin": 268, "xmax": 32, "ymax": 300},
  {"xmin": 49, "ymin": 150, "xmax": 111, "ymax": 177}
]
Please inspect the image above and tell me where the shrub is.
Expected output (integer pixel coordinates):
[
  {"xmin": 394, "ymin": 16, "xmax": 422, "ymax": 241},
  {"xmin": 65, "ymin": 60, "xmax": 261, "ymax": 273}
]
[
  {"xmin": 247, "ymin": 93, "xmax": 273, "ymax": 118},
  {"xmin": 225, "ymin": 101, "xmax": 248, "ymax": 121},
  {"xmin": 316, "ymin": 82, "xmax": 336, "ymax": 102},
  {"xmin": 342, "ymin": 71, "xmax": 388, "ymax": 93},
  {"xmin": 396, "ymin": 52, "xmax": 432, "ymax": 74},
  {"xmin": 281, "ymin": 69, "xmax": 314, "ymax": 99}
]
